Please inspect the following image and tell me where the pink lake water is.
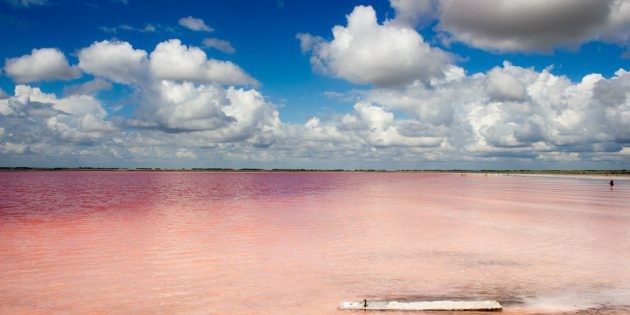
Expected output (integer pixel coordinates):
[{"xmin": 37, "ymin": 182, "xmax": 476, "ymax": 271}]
[{"xmin": 0, "ymin": 171, "xmax": 629, "ymax": 314}]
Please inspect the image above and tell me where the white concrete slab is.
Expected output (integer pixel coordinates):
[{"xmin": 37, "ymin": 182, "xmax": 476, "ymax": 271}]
[{"xmin": 339, "ymin": 300, "xmax": 502, "ymax": 311}]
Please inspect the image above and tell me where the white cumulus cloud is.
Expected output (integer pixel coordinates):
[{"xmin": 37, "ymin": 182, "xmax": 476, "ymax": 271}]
[
  {"xmin": 4, "ymin": 48, "xmax": 81, "ymax": 83},
  {"xmin": 135, "ymin": 80, "xmax": 235, "ymax": 132},
  {"xmin": 0, "ymin": 85, "xmax": 116, "ymax": 153},
  {"xmin": 0, "ymin": 39, "xmax": 279, "ymax": 165},
  {"xmin": 298, "ymin": 5, "xmax": 452, "ymax": 87},
  {"xmin": 362, "ymin": 62, "xmax": 630, "ymax": 161},
  {"xmin": 129, "ymin": 80, "xmax": 282, "ymax": 148},
  {"xmin": 78, "ymin": 40, "xmax": 149, "ymax": 84},
  {"xmin": 484, "ymin": 63, "xmax": 528, "ymax": 102},
  {"xmin": 12, "ymin": 85, "xmax": 107, "ymax": 119},
  {"xmin": 149, "ymin": 39, "xmax": 257, "ymax": 86}
]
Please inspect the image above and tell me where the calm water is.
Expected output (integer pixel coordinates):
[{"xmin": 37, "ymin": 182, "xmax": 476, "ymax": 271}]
[{"xmin": 1, "ymin": 171, "xmax": 629, "ymax": 314}]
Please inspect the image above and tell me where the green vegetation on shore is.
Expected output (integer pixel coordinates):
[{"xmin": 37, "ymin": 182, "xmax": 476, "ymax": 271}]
[{"xmin": 0, "ymin": 167, "xmax": 628, "ymax": 175}]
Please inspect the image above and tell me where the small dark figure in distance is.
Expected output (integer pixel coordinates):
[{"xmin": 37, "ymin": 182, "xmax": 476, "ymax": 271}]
[
  {"xmin": 363, "ymin": 299, "xmax": 368, "ymax": 308},
  {"xmin": 610, "ymin": 180, "xmax": 614, "ymax": 190}
]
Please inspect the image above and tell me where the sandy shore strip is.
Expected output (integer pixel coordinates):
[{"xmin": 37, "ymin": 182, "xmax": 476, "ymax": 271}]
[{"xmin": 494, "ymin": 173, "xmax": 629, "ymax": 181}]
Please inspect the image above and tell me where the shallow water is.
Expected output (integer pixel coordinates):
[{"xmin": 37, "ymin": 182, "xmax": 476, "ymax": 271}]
[{"xmin": 0, "ymin": 171, "xmax": 629, "ymax": 314}]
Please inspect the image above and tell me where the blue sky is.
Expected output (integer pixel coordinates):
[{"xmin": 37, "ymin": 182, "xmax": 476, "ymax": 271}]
[{"xmin": 0, "ymin": 0, "xmax": 629, "ymax": 169}]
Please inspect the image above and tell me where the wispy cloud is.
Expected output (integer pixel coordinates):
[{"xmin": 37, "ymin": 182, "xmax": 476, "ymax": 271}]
[
  {"xmin": 3, "ymin": 48, "xmax": 81, "ymax": 83},
  {"xmin": 100, "ymin": 23, "xmax": 158, "ymax": 34},
  {"xmin": 202, "ymin": 38, "xmax": 236, "ymax": 54},
  {"xmin": 63, "ymin": 78, "xmax": 113, "ymax": 96},
  {"xmin": 4, "ymin": 0, "xmax": 47, "ymax": 8},
  {"xmin": 178, "ymin": 16, "xmax": 213, "ymax": 32}
]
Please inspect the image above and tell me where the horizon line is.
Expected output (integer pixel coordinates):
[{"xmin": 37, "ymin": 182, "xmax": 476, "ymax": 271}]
[{"xmin": 1, "ymin": 167, "xmax": 628, "ymax": 174}]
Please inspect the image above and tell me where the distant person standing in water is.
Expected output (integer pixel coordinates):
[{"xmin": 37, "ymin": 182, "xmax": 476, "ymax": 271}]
[{"xmin": 609, "ymin": 180, "xmax": 614, "ymax": 190}]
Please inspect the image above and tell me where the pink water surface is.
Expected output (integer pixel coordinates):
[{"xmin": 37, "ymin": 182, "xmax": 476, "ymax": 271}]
[{"xmin": 1, "ymin": 171, "xmax": 629, "ymax": 314}]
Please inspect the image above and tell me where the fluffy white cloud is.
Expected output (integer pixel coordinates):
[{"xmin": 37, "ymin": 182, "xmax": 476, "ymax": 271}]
[
  {"xmin": 0, "ymin": 39, "xmax": 280, "ymax": 165},
  {"xmin": 361, "ymin": 65, "xmax": 466, "ymax": 126},
  {"xmin": 46, "ymin": 39, "xmax": 271, "ymax": 154},
  {"xmin": 221, "ymin": 87, "xmax": 282, "ymax": 146},
  {"xmin": 298, "ymin": 5, "xmax": 452, "ymax": 87},
  {"xmin": 294, "ymin": 101, "xmax": 445, "ymax": 150},
  {"xmin": 76, "ymin": 39, "xmax": 256, "ymax": 86},
  {"xmin": 3, "ymin": 60, "xmax": 628, "ymax": 167},
  {"xmin": 4, "ymin": 48, "xmax": 81, "ymax": 83},
  {"xmin": 149, "ymin": 39, "xmax": 257, "ymax": 86},
  {"xmin": 484, "ymin": 64, "xmax": 528, "ymax": 102},
  {"xmin": 78, "ymin": 40, "xmax": 149, "ymax": 84},
  {"xmin": 436, "ymin": 0, "xmax": 630, "ymax": 52},
  {"xmin": 362, "ymin": 62, "xmax": 630, "ymax": 161},
  {"xmin": 0, "ymin": 85, "xmax": 116, "ymax": 154},
  {"xmin": 129, "ymin": 80, "xmax": 281, "ymax": 148},
  {"xmin": 178, "ymin": 16, "xmax": 213, "ymax": 32},
  {"xmin": 203, "ymin": 38, "xmax": 236, "ymax": 54},
  {"xmin": 135, "ymin": 81, "xmax": 234, "ymax": 132},
  {"xmin": 11, "ymin": 85, "xmax": 107, "ymax": 119},
  {"xmin": 348, "ymin": 102, "xmax": 444, "ymax": 147}
]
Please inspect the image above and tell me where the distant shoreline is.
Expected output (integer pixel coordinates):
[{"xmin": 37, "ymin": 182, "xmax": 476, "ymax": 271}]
[{"xmin": 1, "ymin": 167, "xmax": 628, "ymax": 176}]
